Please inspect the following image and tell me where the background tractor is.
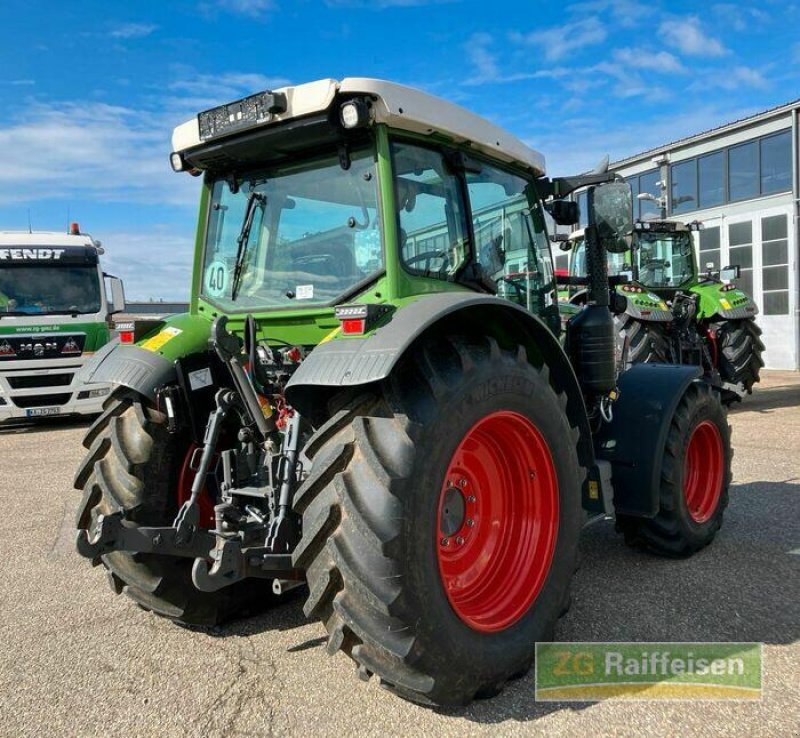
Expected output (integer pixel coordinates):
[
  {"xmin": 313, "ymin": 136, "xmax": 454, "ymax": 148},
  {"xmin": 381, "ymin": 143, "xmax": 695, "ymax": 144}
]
[
  {"xmin": 560, "ymin": 218, "xmax": 764, "ymax": 401},
  {"xmin": 75, "ymin": 78, "xmax": 733, "ymax": 706}
]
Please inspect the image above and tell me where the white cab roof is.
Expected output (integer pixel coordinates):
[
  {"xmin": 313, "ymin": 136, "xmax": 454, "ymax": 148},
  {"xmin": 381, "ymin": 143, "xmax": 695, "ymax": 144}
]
[
  {"xmin": 172, "ymin": 77, "xmax": 546, "ymax": 176},
  {"xmin": 0, "ymin": 231, "xmax": 96, "ymax": 247}
]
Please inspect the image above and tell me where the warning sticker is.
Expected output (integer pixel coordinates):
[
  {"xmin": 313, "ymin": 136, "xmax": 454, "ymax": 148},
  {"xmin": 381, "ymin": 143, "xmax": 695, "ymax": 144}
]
[
  {"xmin": 295, "ymin": 284, "xmax": 314, "ymax": 300},
  {"xmin": 141, "ymin": 326, "xmax": 183, "ymax": 353},
  {"xmin": 720, "ymin": 298, "xmax": 732, "ymax": 310}
]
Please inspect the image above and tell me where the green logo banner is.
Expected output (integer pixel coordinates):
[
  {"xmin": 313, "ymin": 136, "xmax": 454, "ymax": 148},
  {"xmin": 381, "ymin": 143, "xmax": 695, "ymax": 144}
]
[{"xmin": 535, "ymin": 642, "xmax": 762, "ymax": 701}]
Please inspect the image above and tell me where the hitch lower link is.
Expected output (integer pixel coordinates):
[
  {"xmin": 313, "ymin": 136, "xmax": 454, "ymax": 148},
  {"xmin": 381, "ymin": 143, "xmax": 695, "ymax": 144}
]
[{"xmin": 76, "ymin": 513, "xmax": 299, "ymax": 592}]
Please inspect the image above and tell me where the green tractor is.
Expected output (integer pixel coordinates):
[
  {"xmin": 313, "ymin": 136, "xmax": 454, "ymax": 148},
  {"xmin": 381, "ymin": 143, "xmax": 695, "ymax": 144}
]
[
  {"xmin": 559, "ymin": 219, "xmax": 764, "ymax": 402},
  {"xmin": 75, "ymin": 79, "xmax": 733, "ymax": 706}
]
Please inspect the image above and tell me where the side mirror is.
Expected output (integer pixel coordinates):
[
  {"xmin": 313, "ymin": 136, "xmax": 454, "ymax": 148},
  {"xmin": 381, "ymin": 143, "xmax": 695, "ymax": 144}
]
[
  {"xmin": 720, "ymin": 265, "xmax": 740, "ymax": 281},
  {"xmin": 106, "ymin": 276, "xmax": 126, "ymax": 314},
  {"xmin": 559, "ymin": 241, "xmax": 573, "ymax": 252},
  {"xmin": 546, "ymin": 200, "xmax": 580, "ymax": 226},
  {"xmin": 591, "ymin": 181, "xmax": 632, "ymax": 253}
]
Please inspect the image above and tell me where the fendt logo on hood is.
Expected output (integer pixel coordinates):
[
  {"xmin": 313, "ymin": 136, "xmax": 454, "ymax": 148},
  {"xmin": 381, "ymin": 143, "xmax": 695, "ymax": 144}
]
[{"xmin": 0, "ymin": 248, "xmax": 66, "ymax": 261}]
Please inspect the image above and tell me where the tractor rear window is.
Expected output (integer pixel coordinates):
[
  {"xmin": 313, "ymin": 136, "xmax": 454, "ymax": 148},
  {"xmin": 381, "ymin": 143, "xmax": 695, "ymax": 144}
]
[
  {"xmin": 636, "ymin": 232, "xmax": 693, "ymax": 289},
  {"xmin": 201, "ymin": 147, "xmax": 383, "ymax": 310}
]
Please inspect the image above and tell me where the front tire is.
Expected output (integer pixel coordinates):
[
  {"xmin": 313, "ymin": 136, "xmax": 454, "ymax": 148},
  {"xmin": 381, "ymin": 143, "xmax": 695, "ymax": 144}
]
[
  {"xmin": 617, "ymin": 314, "xmax": 672, "ymax": 367},
  {"xmin": 617, "ymin": 383, "xmax": 731, "ymax": 556},
  {"xmin": 292, "ymin": 335, "xmax": 584, "ymax": 705},
  {"xmin": 714, "ymin": 318, "xmax": 764, "ymax": 396},
  {"xmin": 75, "ymin": 391, "xmax": 277, "ymax": 625}
]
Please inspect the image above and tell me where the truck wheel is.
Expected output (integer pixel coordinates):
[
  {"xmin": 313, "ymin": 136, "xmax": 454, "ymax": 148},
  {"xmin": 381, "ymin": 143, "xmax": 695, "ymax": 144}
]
[
  {"xmin": 292, "ymin": 335, "xmax": 584, "ymax": 706},
  {"xmin": 714, "ymin": 319, "xmax": 764, "ymax": 396},
  {"xmin": 617, "ymin": 383, "xmax": 731, "ymax": 557},
  {"xmin": 75, "ymin": 391, "xmax": 276, "ymax": 626},
  {"xmin": 617, "ymin": 314, "xmax": 671, "ymax": 366}
]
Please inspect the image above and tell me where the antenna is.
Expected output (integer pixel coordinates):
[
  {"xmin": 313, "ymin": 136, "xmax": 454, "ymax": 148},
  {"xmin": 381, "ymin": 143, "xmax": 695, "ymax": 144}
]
[
  {"xmin": 66, "ymin": 205, "xmax": 70, "ymax": 234},
  {"xmin": 27, "ymin": 209, "xmax": 32, "ymax": 234}
]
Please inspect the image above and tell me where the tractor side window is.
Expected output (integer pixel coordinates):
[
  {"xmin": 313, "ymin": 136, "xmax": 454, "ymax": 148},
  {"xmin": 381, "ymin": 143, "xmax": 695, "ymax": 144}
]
[
  {"xmin": 465, "ymin": 165, "xmax": 555, "ymax": 312},
  {"xmin": 391, "ymin": 142, "xmax": 469, "ymax": 279}
]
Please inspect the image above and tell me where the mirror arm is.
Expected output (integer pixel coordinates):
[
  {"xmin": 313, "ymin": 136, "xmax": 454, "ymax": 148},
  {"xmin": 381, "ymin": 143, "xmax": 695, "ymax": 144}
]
[{"xmin": 537, "ymin": 172, "xmax": 620, "ymax": 200}]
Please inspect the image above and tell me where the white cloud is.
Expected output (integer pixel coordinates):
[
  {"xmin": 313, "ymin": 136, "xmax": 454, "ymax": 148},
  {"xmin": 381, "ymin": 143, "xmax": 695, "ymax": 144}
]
[
  {"xmin": 100, "ymin": 229, "xmax": 195, "ymax": 301},
  {"xmin": 568, "ymin": 0, "xmax": 655, "ymax": 28},
  {"xmin": 325, "ymin": 0, "xmax": 459, "ymax": 7},
  {"xmin": 511, "ymin": 18, "xmax": 608, "ymax": 62},
  {"xmin": 612, "ymin": 47, "xmax": 688, "ymax": 75},
  {"xmin": 712, "ymin": 4, "xmax": 770, "ymax": 31},
  {"xmin": 4, "ymin": 79, "xmax": 35, "ymax": 86},
  {"xmin": 659, "ymin": 16, "xmax": 727, "ymax": 57},
  {"xmin": 0, "ymin": 102, "xmax": 198, "ymax": 208},
  {"xmin": 689, "ymin": 66, "xmax": 771, "ymax": 92},
  {"xmin": 203, "ymin": 0, "xmax": 275, "ymax": 17},
  {"xmin": 110, "ymin": 22, "xmax": 158, "ymax": 39}
]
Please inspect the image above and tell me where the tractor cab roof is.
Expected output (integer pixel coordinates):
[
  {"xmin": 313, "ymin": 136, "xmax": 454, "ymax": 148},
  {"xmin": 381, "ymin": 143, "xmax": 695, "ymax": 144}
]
[{"xmin": 172, "ymin": 77, "xmax": 546, "ymax": 177}]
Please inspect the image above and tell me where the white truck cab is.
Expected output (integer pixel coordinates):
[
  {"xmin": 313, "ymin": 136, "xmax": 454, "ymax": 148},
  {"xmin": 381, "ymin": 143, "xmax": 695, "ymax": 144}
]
[{"xmin": 0, "ymin": 225, "xmax": 125, "ymax": 422}]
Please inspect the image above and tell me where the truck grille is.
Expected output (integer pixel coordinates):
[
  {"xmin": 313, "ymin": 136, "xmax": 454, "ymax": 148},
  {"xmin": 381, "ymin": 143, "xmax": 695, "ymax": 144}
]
[
  {"xmin": 12, "ymin": 393, "xmax": 72, "ymax": 408},
  {"xmin": 8, "ymin": 373, "xmax": 74, "ymax": 390}
]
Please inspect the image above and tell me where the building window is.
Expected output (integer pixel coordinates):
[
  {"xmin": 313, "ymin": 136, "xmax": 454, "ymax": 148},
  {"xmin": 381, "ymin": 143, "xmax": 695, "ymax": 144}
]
[
  {"xmin": 671, "ymin": 159, "xmax": 697, "ymax": 214},
  {"xmin": 728, "ymin": 141, "xmax": 759, "ymax": 202},
  {"xmin": 760, "ymin": 130, "xmax": 792, "ymax": 195},
  {"xmin": 728, "ymin": 221, "xmax": 753, "ymax": 296},
  {"xmin": 638, "ymin": 169, "xmax": 662, "ymax": 219},
  {"xmin": 761, "ymin": 214, "xmax": 789, "ymax": 315},
  {"xmin": 699, "ymin": 226, "xmax": 721, "ymax": 272},
  {"xmin": 698, "ymin": 151, "xmax": 725, "ymax": 209}
]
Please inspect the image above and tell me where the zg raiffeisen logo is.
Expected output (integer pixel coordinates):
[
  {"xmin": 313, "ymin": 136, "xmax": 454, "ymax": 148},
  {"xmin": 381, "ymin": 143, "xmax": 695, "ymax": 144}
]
[{"xmin": 534, "ymin": 643, "xmax": 762, "ymax": 701}]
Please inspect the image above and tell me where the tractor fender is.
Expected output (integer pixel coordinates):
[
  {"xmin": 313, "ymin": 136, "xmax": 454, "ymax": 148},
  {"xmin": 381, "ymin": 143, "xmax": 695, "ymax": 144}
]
[
  {"xmin": 286, "ymin": 292, "xmax": 601, "ymax": 510},
  {"xmin": 74, "ymin": 342, "xmax": 177, "ymax": 401},
  {"xmin": 74, "ymin": 313, "xmax": 213, "ymax": 401},
  {"xmin": 594, "ymin": 362, "xmax": 703, "ymax": 517},
  {"xmin": 689, "ymin": 282, "xmax": 759, "ymax": 321},
  {"xmin": 619, "ymin": 289, "xmax": 673, "ymax": 323}
]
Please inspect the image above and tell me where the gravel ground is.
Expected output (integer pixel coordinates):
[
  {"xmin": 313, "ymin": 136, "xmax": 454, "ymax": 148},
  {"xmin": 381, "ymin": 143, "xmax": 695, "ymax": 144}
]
[{"xmin": 0, "ymin": 371, "xmax": 798, "ymax": 738}]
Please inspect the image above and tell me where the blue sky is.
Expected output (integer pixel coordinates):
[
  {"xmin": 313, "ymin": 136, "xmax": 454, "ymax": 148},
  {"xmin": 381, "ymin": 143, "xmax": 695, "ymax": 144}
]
[{"xmin": 1, "ymin": 0, "xmax": 797, "ymax": 299}]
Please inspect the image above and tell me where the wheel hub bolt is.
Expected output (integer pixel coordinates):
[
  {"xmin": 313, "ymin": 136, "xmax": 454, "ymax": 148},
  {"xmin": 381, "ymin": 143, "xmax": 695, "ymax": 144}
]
[
  {"xmin": 441, "ymin": 537, "xmax": 449, "ymax": 546},
  {"xmin": 467, "ymin": 495, "xmax": 476, "ymax": 503},
  {"xmin": 458, "ymin": 479, "xmax": 467, "ymax": 488},
  {"xmin": 456, "ymin": 536, "xmax": 465, "ymax": 545},
  {"xmin": 466, "ymin": 518, "xmax": 475, "ymax": 527}
]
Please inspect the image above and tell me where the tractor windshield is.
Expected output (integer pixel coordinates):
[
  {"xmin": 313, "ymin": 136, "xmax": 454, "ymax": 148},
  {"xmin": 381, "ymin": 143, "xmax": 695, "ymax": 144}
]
[
  {"xmin": 636, "ymin": 231, "xmax": 693, "ymax": 289},
  {"xmin": 201, "ymin": 146, "xmax": 382, "ymax": 310}
]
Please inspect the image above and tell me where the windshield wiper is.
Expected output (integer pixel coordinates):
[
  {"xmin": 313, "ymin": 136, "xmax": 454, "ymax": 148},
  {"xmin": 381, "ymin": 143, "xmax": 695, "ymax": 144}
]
[
  {"xmin": 0, "ymin": 311, "xmax": 28, "ymax": 318},
  {"xmin": 231, "ymin": 191, "xmax": 266, "ymax": 301}
]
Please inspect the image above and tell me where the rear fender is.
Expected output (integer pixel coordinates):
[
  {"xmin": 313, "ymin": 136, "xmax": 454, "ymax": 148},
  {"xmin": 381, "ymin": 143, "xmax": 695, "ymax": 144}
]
[
  {"xmin": 619, "ymin": 284, "xmax": 673, "ymax": 323},
  {"xmin": 75, "ymin": 313, "xmax": 212, "ymax": 401},
  {"xmin": 689, "ymin": 282, "xmax": 759, "ymax": 321},
  {"xmin": 286, "ymin": 292, "xmax": 604, "ymax": 512},
  {"xmin": 594, "ymin": 363, "xmax": 703, "ymax": 517}
]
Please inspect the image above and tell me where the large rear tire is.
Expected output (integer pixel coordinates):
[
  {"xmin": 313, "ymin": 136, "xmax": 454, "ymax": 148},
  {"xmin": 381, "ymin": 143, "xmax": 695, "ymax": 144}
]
[
  {"xmin": 75, "ymin": 390, "xmax": 277, "ymax": 626},
  {"xmin": 616, "ymin": 314, "xmax": 672, "ymax": 367},
  {"xmin": 714, "ymin": 318, "xmax": 764, "ymax": 396},
  {"xmin": 617, "ymin": 383, "xmax": 731, "ymax": 557},
  {"xmin": 292, "ymin": 335, "xmax": 584, "ymax": 705}
]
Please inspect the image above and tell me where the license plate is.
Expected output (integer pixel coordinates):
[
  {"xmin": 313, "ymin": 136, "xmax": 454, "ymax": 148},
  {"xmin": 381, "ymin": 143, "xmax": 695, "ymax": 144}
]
[{"xmin": 26, "ymin": 407, "xmax": 61, "ymax": 418}]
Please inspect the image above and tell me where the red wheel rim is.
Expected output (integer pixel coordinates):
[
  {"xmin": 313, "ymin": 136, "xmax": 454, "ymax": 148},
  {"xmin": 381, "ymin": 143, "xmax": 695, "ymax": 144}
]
[
  {"xmin": 683, "ymin": 420, "xmax": 724, "ymax": 524},
  {"xmin": 436, "ymin": 411, "xmax": 559, "ymax": 633},
  {"xmin": 177, "ymin": 444, "xmax": 217, "ymax": 529}
]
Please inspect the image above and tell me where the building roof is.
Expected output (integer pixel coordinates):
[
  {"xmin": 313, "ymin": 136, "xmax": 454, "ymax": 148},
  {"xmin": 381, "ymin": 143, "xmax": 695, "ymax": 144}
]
[
  {"xmin": 172, "ymin": 77, "xmax": 547, "ymax": 176},
  {"xmin": 611, "ymin": 97, "xmax": 800, "ymax": 169}
]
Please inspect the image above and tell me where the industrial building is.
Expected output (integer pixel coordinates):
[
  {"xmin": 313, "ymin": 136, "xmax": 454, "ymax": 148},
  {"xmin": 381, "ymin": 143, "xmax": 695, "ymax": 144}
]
[{"xmin": 557, "ymin": 99, "xmax": 799, "ymax": 370}]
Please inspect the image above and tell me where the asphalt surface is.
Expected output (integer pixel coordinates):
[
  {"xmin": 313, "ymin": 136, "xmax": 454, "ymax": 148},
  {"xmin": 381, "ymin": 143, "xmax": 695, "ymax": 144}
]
[{"xmin": 0, "ymin": 371, "xmax": 798, "ymax": 738}]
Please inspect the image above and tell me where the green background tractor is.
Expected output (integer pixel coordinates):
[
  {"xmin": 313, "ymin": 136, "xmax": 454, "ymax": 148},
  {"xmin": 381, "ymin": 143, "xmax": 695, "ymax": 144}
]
[
  {"xmin": 560, "ymin": 218, "xmax": 764, "ymax": 400},
  {"xmin": 74, "ymin": 79, "xmax": 733, "ymax": 706}
]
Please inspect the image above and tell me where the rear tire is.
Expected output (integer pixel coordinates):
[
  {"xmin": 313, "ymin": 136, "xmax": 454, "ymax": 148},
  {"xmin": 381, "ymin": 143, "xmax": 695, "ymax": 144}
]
[
  {"xmin": 714, "ymin": 318, "xmax": 764, "ymax": 396},
  {"xmin": 617, "ymin": 383, "xmax": 731, "ymax": 557},
  {"xmin": 75, "ymin": 390, "xmax": 277, "ymax": 626},
  {"xmin": 617, "ymin": 314, "xmax": 671, "ymax": 367},
  {"xmin": 292, "ymin": 335, "xmax": 584, "ymax": 705}
]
